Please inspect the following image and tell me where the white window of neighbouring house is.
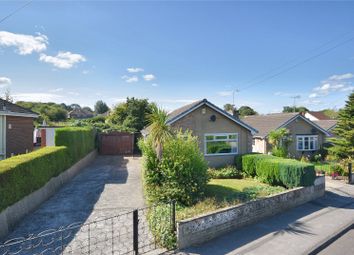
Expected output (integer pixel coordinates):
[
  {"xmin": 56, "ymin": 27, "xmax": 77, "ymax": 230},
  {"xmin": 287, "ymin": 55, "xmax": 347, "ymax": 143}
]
[
  {"xmin": 204, "ymin": 133, "xmax": 238, "ymax": 155},
  {"xmin": 296, "ymin": 135, "xmax": 318, "ymax": 151}
]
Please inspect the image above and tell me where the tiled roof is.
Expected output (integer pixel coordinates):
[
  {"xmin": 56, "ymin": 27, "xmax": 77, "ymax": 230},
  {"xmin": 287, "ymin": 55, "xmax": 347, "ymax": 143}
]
[
  {"xmin": 166, "ymin": 99, "xmax": 204, "ymax": 123},
  {"xmin": 314, "ymin": 120, "xmax": 337, "ymax": 131},
  {"xmin": 0, "ymin": 99, "xmax": 38, "ymax": 116},
  {"xmin": 242, "ymin": 113, "xmax": 300, "ymax": 137},
  {"xmin": 166, "ymin": 99, "xmax": 257, "ymax": 133},
  {"xmin": 307, "ymin": 111, "xmax": 331, "ymax": 120}
]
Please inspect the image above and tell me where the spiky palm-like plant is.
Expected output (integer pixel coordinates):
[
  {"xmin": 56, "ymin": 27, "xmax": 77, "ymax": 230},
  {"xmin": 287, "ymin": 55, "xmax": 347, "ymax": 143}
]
[{"xmin": 147, "ymin": 104, "xmax": 173, "ymax": 160}]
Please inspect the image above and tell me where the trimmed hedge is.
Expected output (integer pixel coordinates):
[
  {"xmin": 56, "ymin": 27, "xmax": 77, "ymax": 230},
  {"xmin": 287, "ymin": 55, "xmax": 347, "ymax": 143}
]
[
  {"xmin": 55, "ymin": 127, "xmax": 95, "ymax": 164},
  {"xmin": 239, "ymin": 154, "xmax": 316, "ymax": 188},
  {"xmin": 0, "ymin": 146, "xmax": 70, "ymax": 211}
]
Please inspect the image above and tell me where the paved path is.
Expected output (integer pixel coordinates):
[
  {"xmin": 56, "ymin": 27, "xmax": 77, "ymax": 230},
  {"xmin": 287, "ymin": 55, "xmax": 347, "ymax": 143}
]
[
  {"xmin": 176, "ymin": 177, "xmax": 354, "ymax": 255},
  {"xmin": 317, "ymin": 226, "xmax": 354, "ymax": 255},
  {"xmin": 1, "ymin": 156, "xmax": 146, "ymax": 254}
]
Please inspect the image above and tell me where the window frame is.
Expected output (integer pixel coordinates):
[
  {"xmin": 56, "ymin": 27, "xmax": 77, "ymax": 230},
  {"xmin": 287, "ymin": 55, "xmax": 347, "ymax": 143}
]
[
  {"xmin": 296, "ymin": 135, "xmax": 318, "ymax": 151},
  {"xmin": 204, "ymin": 133, "xmax": 239, "ymax": 156}
]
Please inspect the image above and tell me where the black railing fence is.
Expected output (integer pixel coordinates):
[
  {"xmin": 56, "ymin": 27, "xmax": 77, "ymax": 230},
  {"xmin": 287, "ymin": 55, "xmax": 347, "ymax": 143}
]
[{"xmin": 0, "ymin": 202, "xmax": 176, "ymax": 255}]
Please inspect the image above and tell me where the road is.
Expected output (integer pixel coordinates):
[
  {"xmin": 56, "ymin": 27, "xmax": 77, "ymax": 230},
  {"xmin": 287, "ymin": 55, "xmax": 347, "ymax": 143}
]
[{"xmin": 317, "ymin": 226, "xmax": 354, "ymax": 255}]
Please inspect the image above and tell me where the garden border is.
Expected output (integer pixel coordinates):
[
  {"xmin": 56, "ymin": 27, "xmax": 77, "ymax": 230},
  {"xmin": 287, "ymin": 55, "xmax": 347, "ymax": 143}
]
[
  {"xmin": 0, "ymin": 150, "xmax": 97, "ymax": 239},
  {"xmin": 177, "ymin": 176, "xmax": 325, "ymax": 249}
]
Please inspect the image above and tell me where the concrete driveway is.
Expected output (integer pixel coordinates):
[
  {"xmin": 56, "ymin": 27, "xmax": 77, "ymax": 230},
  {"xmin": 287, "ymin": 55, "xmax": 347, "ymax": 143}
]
[{"xmin": 4, "ymin": 155, "xmax": 145, "ymax": 240}]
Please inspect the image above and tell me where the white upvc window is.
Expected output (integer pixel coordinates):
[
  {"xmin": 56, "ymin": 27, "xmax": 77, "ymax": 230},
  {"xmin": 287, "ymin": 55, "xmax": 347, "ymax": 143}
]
[
  {"xmin": 204, "ymin": 133, "xmax": 238, "ymax": 156},
  {"xmin": 296, "ymin": 135, "xmax": 318, "ymax": 151}
]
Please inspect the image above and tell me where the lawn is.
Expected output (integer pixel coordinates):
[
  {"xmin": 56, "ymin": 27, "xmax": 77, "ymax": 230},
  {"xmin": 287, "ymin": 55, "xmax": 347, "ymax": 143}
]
[{"xmin": 176, "ymin": 178, "xmax": 285, "ymax": 220}]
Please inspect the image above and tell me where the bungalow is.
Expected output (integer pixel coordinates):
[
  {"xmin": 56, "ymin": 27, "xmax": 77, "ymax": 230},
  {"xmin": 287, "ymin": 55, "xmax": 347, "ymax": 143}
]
[
  {"xmin": 312, "ymin": 120, "xmax": 337, "ymax": 137},
  {"xmin": 242, "ymin": 112, "xmax": 331, "ymax": 158},
  {"xmin": 0, "ymin": 99, "xmax": 38, "ymax": 159},
  {"xmin": 304, "ymin": 111, "xmax": 331, "ymax": 121},
  {"xmin": 143, "ymin": 99, "xmax": 257, "ymax": 167}
]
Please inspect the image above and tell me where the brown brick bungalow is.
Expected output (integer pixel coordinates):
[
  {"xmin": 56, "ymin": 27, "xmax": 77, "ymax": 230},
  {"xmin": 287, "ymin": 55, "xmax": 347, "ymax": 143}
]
[
  {"xmin": 0, "ymin": 99, "xmax": 38, "ymax": 159},
  {"xmin": 143, "ymin": 99, "xmax": 258, "ymax": 167}
]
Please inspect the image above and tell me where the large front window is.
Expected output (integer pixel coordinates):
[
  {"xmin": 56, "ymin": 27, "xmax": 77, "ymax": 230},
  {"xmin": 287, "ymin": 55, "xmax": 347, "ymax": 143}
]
[
  {"xmin": 297, "ymin": 135, "xmax": 318, "ymax": 151},
  {"xmin": 204, "ymin": 133, "xmax": 238, "ymax": 155}
]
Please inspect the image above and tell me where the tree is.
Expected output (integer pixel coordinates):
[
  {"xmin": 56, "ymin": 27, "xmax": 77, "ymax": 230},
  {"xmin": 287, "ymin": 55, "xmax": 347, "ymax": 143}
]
[
  {"xmin": 147, "ymin": 104, "xmax": 173, "ymax": 160},
  {"xmin": 1, "ymin": 88, "xmax": 13, "ymax": 102},
  {"xmin": 283, "ymin": 106, "xmax": 309, "ymax": 113},
  {"xmin": 223, "ymin": 103, "xmax": 234, "ymax": 112},
  {"xmin": 94, "ymin": 100, "xmax": 109, "ymax": 114},
  {"xmin": 107, "ymin": 97, "xmax": 153, "ymax": 131},
  {"xmin": 322, "ymin": 109, "xmax": 339, "ymax": 119},
  {"xmin": 328, "ymin": 92, "xmax": 354, "ymax": 161},
  {"xmin": 268, "ymin": 128, "xmax": 292, "ymax": 158},
  {"xmin": 238, "ymin": 106, "xmax": 257, "ymax": 116},
  {"xmin": 82, "ymin": 106, "xmax": 93, "ymax": 113}
]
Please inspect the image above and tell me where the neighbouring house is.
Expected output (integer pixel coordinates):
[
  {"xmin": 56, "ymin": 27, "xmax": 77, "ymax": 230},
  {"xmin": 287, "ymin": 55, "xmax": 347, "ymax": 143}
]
[
  {"xmin": 68, "ymin": 108, "xmax": 94, "ymax": 119},
  {"xmin": 37, "ymin": 125, "xmax": 62, "ymax": 147},
  {"xmin": 304, "ymin": 111, "xmax": 331, "ymax": 121},
  {"xmin": 142, "ymin": 99, "xmax": 257, "ymax": 167},
  {"xmin": 242, "ymin": 112, "xmax": 331, "ymax": 158},
  {"xmin": 0, "ymin": 99, "xmax": 38, "ymax": 159},
  {"xmin": 312, "ymin": 119, "xmax": 337, "ymax": 137}
]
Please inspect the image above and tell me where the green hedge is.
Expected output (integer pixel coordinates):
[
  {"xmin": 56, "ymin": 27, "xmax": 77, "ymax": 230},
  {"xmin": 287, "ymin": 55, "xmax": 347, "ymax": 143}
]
[
  {"xmin": 0, "ymin": 147, "xmax": 70, "ymax": 211},
  {"xmin": 55, "ymin": 127, "xmax": 95, "ymax": 163},
  {"xmin": 240, "ymin": 154, "xmax": 316, "ymax": 188}
]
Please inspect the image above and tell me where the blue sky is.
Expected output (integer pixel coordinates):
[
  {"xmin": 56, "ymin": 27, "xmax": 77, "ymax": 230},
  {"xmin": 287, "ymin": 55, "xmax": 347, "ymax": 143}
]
[{"xmin": 0, "ymin": 0, "xmax": 353, "ymax": 113}]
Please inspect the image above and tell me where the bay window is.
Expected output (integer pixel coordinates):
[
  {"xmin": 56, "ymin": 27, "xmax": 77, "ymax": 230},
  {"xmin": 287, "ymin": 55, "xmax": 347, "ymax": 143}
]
[
  {"xmin": 297, "ymin": 135, "xmax": 318, "ymax": 151},
  {"xmin": 204, "ymin": 133, "xmax": 238, "ymax": 155}
]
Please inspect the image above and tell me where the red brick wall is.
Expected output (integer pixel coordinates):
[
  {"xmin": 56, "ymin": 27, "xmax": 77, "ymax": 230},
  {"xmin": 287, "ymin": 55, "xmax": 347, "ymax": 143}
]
[{"xmin": 6, "ymin": 116, "xmax": 35, "ymax": 158}]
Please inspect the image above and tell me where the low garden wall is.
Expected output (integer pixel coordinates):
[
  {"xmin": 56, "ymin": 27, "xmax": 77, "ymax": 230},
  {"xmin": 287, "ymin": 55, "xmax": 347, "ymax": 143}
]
[
  {"xmin": 0, "ymin": 150, "xmax": 97, "ymax": 240},
  {"xmin": 177, "ymin": 176, "xmax": 325, "ymax": 249}
]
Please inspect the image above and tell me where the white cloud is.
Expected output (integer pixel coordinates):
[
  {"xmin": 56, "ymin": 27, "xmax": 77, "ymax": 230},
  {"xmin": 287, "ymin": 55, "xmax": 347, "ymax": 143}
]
[
  {"xmin": 0, "ymin": 76, "xmax": 11, "ymax": 87},
  {"xmin": 217, "ymin": 91, "xmax": 233, "ymax": 97},
  {"xmin": 121, "ymin": 75, "xmax": 138, "ymax": 83},
  {"xmin": 152, "ymin": 83, "xmax": 158, "ymax": 87},
  {"xmin": 68, "ymin": 91, "xmax": 80, "ymax": 96},
  {"xmin": 310, "ymin": 73, "xmax": 354, "ymax": 98},
  {"xmin": 0, "ymin": 31, "xmax": 48, "ymax": 55},
  {"xmin": 127, "ymin": 67, "xmax": 144, "ymax": 73},
  {"xmin": 328, "ymin": 73, "xmax": 354, "ymax": 81},
  {"xmin": 143, "ymin": 74, "xmax": 155, "ymax": 81},
  {"xmin": 12, "ymin": 93, "xmax": 62, "ymax": 102},
  {"xmin": 49, "ymin": 87, "xmax": 63, "ymax": 92},
  {"xmin": 39, "ymin": 51, "xmax": 86, "ymax": 69}
]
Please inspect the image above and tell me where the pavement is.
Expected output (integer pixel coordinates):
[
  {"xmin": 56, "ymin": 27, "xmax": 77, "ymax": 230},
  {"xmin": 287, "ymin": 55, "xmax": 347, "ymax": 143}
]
[
  {"xmin": 317, "ymin": 225, "xmax": 354, "ymax": 255},
  {"xmin": 175, "ymin": 177, "xmax": 354, "ymax": 255},
  {"xmin": 1, "ymin": 156, "xmax": 146, "ymax": 254}
]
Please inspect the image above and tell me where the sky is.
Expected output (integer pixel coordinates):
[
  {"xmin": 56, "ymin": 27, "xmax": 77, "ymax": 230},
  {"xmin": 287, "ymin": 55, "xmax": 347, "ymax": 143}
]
[{"xmin": 0, "ymin": 0, "xmax": 353, "ymax": 113}]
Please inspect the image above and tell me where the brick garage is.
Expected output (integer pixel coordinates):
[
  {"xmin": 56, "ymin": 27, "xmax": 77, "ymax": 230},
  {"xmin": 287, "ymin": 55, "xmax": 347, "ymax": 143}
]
[
  {"xmin": 6, "ymin": 116, "xmax": 35, "ymax": 158},
  {"xmin": 0, "ymin": 99, "xmax": 38, "ymax": 159}
]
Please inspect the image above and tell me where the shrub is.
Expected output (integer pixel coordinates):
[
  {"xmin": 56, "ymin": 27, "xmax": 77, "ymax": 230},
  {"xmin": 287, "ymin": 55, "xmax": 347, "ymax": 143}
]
[
  {"xmin": 241, "ymin": 154, "xmax": 316, "ymax": 188},
  {"xmin": 55, "ymin": 127, "xmax": 95, "ymax": 163},
  {"xmin": 147, "ymin": 204, "xmax": 176, "ymax": 249},
  {"xmin": 208, "ymin": 166, "xmax": 242, "ymax": 179},
  {"xmin": 0, "ymin": 147, "xmax": 70, "ymax": 211},
  {"xmin": 139, "ymin": 131, "xmax": 209, "ymax": 206},
  {"xmin": 271, "ymin": 147, "xmax": 288, "ymax": 158}
]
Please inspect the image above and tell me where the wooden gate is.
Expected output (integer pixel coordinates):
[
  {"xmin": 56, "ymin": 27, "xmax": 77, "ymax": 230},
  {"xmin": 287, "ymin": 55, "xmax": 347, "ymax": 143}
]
[{"xmin": 99, "ymin": 132, "xmax": 134, "ymax": 155}]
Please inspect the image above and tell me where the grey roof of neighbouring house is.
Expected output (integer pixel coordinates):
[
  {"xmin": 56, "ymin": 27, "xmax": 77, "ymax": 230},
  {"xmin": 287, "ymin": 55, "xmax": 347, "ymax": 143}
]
[
  {"xmin": 166, "ymin": 99, "xmax": 258, "ymax": 133},
  {"xmin": 314, "ymin": 120, "xmax": 337, "ymax": 131},
  {"xmin": 307, "ymin": 111, "xmax": 331, "ymax": 120},
  {"xmin": 0, "ymin": 99, "xmax": 38, "ymax": 117},
  {"xmin": 242, "ymin": 112, "xmax": 330, "ymax": 138}
]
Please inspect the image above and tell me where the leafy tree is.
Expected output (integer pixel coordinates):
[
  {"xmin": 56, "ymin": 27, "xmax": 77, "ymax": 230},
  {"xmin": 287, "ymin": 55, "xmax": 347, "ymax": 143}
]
[
  {"xmin": 107, "ymin": 97, "xmax": 153, "ymax": 131},
  {"xmin": 322, "ymin": 109, "xmax": 339, "ymax": 119},
  {"xmin": 82, "ymin": 106, "xmax": 93, "ymax": 113},
  {"xmin": 147, "ymin": 105, "xmax": 173, "ymax": 160},
  {"xmin": 268, "ymin": 128, "xmax": 292, "ymax": 158},
  {"xmin": 16, "ymin": 101, "xmax": 68, "ymax": 123},
  {"xmin": 238, "ymin": 106, "xmax": 257, "ymax": 116},
  {"xmin": 328, "ymin": 92, "xmax": 354, "ymax": 161},
  {"xmin": 283, "ymin": 106, "xmax": 309, "ymax": 113},
  {"xmin": 94, "ymin": 100, "xmax": 109, "ymax": 114},
  {"xmin": 223, "ymin": 103, "xmax": 234, "ymax": 112},
  {"xmin": 70, "ymin": 103, "xmax": 81, "ymax": 110}
]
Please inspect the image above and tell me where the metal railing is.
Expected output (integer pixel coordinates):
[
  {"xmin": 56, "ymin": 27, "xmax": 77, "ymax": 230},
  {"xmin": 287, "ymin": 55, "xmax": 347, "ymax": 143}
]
[{"xmin": 0, "ymin": 202, "xmax": 176, "ymax": 255}]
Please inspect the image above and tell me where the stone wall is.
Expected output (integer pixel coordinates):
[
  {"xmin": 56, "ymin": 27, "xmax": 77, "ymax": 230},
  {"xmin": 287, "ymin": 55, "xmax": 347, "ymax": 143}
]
[
  {"xmin": 0, "ymin": 150, "xmax": 97, "ymax": 239},
  {"xmin": 177, "ymin": 176, "xmax": 325, "ymax": 249}
]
